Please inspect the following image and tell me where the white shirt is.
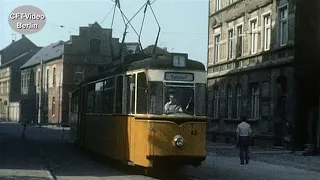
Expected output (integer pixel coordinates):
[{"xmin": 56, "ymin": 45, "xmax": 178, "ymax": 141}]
[
  {"xmin": 236, "ymin": 122, "xmax": 252, "ymax": 137},
  {"xmin": 164, "ymin": 102, "xmax": 183, "ymax": 114}
]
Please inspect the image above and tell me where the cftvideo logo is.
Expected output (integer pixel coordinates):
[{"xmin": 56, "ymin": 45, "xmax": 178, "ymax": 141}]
[{"xmin": 8, "ymin": 5, "xmax": 46, "ymax": 34}]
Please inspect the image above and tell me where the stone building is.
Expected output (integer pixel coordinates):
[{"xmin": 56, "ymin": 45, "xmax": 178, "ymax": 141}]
[
  {"xmin": 20, "ymin": 22, "xmax": 121, "ymax": 124},
  {"xmin": 207, "ymin": 0, "xmax": 299, "ymax": 148},
  {"xmin": 0, "ymin": 35, "xmax": 39, "ymax": 121}
]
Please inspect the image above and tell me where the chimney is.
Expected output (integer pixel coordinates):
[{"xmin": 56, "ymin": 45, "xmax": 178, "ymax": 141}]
[
  {"xmin": 22, "ymin": 34, "xmax": 25, "ymax": 38},
  {"xmin": 163, "ymin": 47, "xmax": 167, "ymax": 51},
  {"xmin": 12, "ymin": 40, "xmax": 15, "ymax": 43}
]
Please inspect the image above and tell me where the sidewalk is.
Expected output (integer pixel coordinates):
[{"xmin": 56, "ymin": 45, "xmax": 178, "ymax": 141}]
[
  {"xmin": 206, "ymin": 141, "xmax": 320, "ymax": 172},
  {"xmin": 207, "ymin": 141, "xmax": 293, "ymax": 154}
]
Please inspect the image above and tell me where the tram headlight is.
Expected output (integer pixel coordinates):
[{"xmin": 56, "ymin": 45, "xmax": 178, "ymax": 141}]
[{"xmin": 173, "ymin": 135, "xmax": 184, "ymax": 147}]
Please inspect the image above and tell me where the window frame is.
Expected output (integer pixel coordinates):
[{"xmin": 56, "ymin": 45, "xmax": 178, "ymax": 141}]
[
  {"xmin": 228, "ymin": 28, "xmax": 234, "ymax": 60},
  {"xmin": 235, "ymin": 23, "xmax": 244, "ymax": 57},
  {"xmin": 215, "ymin": 0, "xmax": 221, "ymax": 12},
  {"xmin": 52, "ymin": 67, "xmax": 56, "ymax": 87},
  {"xmin": 52, "ymin": 96, "xmax": 56, "ymax": 117},
  {"xmin": 278, "ymin": 4, "xmax": 288, "ymax": 46},
  {"xmin": 249, "ymin": 18, "xmax": 258, "ymax": 54},
  {"xmin": 213, "ymin": 87, "xmax": 219, "ymax": 118},
  {"xmin": 236, "ymin": 85, "xmax": 242, "ymax": 118},
  {"xmin": 214, "ymin": 34, "xmax": 221, "ymax": 63},
  {"xmin": 226, "ymin": 85, "xmax": 232, "ymax": 118},
  {"xmin": 251, "ymin": 84, "xmax": 260, "ymax": 118},
  {"xmin": 262, "ymin": 12, "xmax": 271, "ymax": 51}
]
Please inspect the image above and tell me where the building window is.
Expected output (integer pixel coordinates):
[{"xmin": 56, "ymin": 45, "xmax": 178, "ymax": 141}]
[
  {"xmin": 236, "ymin": 25, "xmax": 243, "ymax": 57},
  {"xmin": 26, "ymin": 72, "xmax": 30, "ymax": 88},
  {"xmin": 215, "ymin": 0, "xmax": 221, "ymax": 11},
  {"xmin": 74, "ymin": 66, "xmax": 84, "ymax": 84},
  {"xmin": 214, "ymin": 34, "xmax": 220, "ymax": 63},
  {"xmin": 90, "ymin": 39, "xmax": 101, "ymax": 54},
  {"xmin": 52, "ymin": 67, "xmax": 56, "ymax": 87},
  {"xmin": 213, "ymin": 87, "xmax": 219, "ymax": 117},
  {"xmin": 236, "ymin": 85, "xmax": 242, "ymax": 118},
  {"xmin": 52, "ymin": 97, "xmax": 55, "ymax": 116},
  {"xmin": 46, "ymin": 69, "xmax": 49, "ymax": 89},
  {"xmin": 279, "ymin": 6, "xmax": 288, "ymax": 46},
  {"xmin": 21, "ymin": 74, "xmax": 24, "ymax": 89},
  {"xmin": 250, "ymin": 19, "xmax": 258, "ymax": 54},
  {"xmin": 3, "ymin": 82, "xmax": 7, "ymax": 94},
  {"xmin": 228, "ymin": 29, "xmax": 234, "ymax": 59},
  {"xmin": 37, "ymin": 71, "xmax": 41, "ymax": 87},
  {"xmin": 226, "ymin": 86, "xmax": 232, "ymax": 118},
  {"xmin": 251, "ymin": 84, "xmax": 260, "ymax": 118},
  {"xmin": 263, "ymin": 14, "xmax": 271, "ymax": 50}
]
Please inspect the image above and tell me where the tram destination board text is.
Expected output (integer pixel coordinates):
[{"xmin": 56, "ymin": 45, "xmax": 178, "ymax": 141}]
[{"xmin": 165, "ymin": 72, "xmax": 194, "ymax": 81}]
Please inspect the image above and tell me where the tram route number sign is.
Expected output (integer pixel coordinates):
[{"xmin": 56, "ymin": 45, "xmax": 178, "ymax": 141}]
[{"xmin": 164, "ymin": 72, "xmax": 194, "ymax": 81}]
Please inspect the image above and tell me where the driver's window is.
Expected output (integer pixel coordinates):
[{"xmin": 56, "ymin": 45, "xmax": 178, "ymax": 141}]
[{"xmin": 164, "ymin": 87, "xmax": 194, "ymax": 115}]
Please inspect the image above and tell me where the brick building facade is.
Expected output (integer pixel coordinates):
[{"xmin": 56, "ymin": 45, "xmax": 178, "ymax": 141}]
[
  {"xmin": 20, "ymin": 22, "xmax": 121, "ymax": 124},
  {"xmin": 207, "ymin": 0, "xmax": 298, "ymax": 147}
]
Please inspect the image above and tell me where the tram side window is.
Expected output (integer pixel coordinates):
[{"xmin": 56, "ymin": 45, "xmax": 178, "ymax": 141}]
[
  {"xmin": 115, "ymin": 76, "xmax": 123, "ymax": 114},
  {"xmin": 136, "ymin": 72, "xmax": 148, "ymax": 114},
  {"xmin": 195, "ymin": 83, "xmax": 206, "ymax": 116},
  {"xmin": 86, "ymin": 84, "xmax": 95, "ymax": 113},
  {"xmin": 95, "ymin": 81, "xmax": 104, "ymax": 113},
  {"xmin": 126, "ymin": 75, "xmax": 135, "ymax": 114},
  {"xmin": 149, "ymin": 82, "xmax": 163, "ymax": 115},
  {"xmin": 102, "ymin": 77, "xmax": 114, "ymax": 114}
]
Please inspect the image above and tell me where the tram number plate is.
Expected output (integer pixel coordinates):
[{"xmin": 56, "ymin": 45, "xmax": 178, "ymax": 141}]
[{"xmin": 191, "ymin": 130, "xmax": 198, "ymax": 136}]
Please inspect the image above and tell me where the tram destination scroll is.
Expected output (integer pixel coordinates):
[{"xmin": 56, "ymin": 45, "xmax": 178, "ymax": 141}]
[{"xmin": 164, "ymin": 72, "xmax": 194, "ymax": 81}]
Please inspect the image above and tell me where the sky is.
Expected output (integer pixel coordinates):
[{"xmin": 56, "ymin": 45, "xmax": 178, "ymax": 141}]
[{"xmin": 0, "ymin": 0, "xmax": 208, "ymax": 67}]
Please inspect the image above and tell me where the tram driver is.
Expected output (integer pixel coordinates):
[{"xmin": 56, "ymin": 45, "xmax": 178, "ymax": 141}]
[{"xmin": 164, "ymin": 92, "xmax": 184, "ymax": 114}]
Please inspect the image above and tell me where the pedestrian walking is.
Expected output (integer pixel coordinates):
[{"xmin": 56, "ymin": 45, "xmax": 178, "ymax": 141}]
[{"xmin": 236, "ymin": 116, "xmax": 252, "ymax": 165}]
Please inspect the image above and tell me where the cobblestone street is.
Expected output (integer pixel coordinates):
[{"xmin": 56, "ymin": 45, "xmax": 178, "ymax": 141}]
[{"xmin": 0, "ymin": 122, "xmax": 320, "ymax": 180}]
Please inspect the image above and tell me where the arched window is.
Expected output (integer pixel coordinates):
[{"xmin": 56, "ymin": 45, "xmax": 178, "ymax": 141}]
[
  {"xmin": 250, "ymin": 83, "xmax": 260, "ymax": 118},
  {"xmin": 235, "ymin": 84, "xmax": 242, "ymax": 118},
  {"xmin": 226, "ymin": 85, "xmax": 232, "ymax": 118},
  {"xmin": 213, "ymin": 87, "xmax": 220, "ymax": 118}
]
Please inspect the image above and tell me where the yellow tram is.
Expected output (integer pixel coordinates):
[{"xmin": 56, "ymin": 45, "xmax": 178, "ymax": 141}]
[{"xmin": 69, "ymin": 52, "xmax": 207, "ymax": 169}]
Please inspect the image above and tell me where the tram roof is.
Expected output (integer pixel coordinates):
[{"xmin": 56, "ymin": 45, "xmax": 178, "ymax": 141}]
[{"xmin": 80, "ymin": 53, "xmax": 205, "ymax": 85}]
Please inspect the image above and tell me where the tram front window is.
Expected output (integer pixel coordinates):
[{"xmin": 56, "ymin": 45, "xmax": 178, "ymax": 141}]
[{"xmin": 164, "ymin": 87, "xmax": 194, "ymax": 115}]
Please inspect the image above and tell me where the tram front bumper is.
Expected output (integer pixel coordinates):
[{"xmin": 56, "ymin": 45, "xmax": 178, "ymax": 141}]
[{"xmin": 146, "ymin": 155, "xmax": 206, "ymax": 165}]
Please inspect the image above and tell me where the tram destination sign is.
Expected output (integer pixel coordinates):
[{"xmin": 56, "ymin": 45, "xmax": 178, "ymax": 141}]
[{"xmin": 164, "ymin": 72, "xmax": 194, "ymax": 81}]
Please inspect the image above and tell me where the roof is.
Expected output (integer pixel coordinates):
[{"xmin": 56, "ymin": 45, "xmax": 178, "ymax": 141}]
[
  {"xmin": 0, "ymin": 35, "xmax": 38, "ymax": 64},
  {"xmin": 20, "ymin": 41, "xmax": 65, "ymax": 69},
  {"xmin": 0, "ymin": 48, "xmax": 41, "ymax": 68},
  {"xmin": 143, "ymin": 45, "xmax": 170, "ymax": 55},
  {"xmin": 125, "ymin": 42, "xmax": 141, "ymax": 53},
  {"xmin": 0, "ymin": 35, "xmax": 35, "ymax": 53},
  {"xmin": 80, "ymin": 54, "xmax": 205, "ymax": 85}
]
